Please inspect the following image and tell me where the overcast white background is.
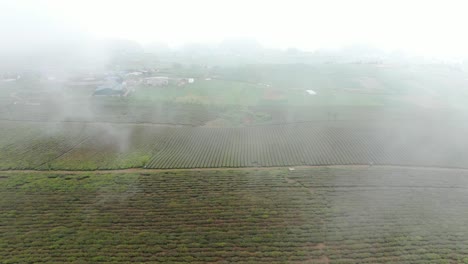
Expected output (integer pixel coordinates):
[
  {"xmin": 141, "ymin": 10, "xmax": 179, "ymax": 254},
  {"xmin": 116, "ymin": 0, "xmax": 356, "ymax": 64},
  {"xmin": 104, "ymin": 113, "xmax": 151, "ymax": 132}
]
[{"xmin": 1, "ymin": 0, "xmax": 467, "ymax": 57}]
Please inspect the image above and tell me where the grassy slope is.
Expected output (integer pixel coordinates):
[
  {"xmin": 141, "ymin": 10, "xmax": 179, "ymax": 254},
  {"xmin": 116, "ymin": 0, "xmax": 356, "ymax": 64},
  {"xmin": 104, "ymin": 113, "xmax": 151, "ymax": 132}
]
[
  {"xmin": 0, "ymin": 122, "xmax": 166, "ymax": 170},
  {"xmin": 1, "ymin": 120, "xmax": 468, "ymax": 170},
  {"xmin": 4, "ymin": 64, "xmax": 468, "ymax": 109},
  {"xmin": 131, "ymin": 79, "xmax": 264, "ymax": 105},
  {"xmin": 1, "ymin": 167, "xmax": 468, "ymax": 263}
]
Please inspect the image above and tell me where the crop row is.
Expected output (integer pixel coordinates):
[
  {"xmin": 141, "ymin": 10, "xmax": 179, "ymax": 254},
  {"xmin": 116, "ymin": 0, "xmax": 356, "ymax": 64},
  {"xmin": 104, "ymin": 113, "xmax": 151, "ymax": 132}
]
[
  {"xmin": 145, "ymin": 121, "xmax": 468, "ymax": 169},
  {"xmin": 0, "ymin": 120, "xmax": 467, "ymax": 170},
  {"xmin": 1, "ymin": 167, "xmax": 468, "ymax": 263},
  {"xmin": 1, "ymin": 102, "xmax": 220, "ymax": 126},
  {"xmin": 0, "ymin": 122, "xmax": 176, "ymax": 170}
]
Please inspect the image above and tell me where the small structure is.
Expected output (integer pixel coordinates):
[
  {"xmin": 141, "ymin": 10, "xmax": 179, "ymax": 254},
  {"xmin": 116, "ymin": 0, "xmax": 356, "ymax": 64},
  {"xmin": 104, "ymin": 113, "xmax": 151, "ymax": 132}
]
[
  {"xmin": 93, "ymin": 76, "xmax": 127, "ymax": 96},
  {"xmin": 178, "ymin": 78, "xmax": 195, "ymax": 86},
  {"xmin": 144, "ymin": 76, "xmax": 169, "ymax": 87},
  {"xmin": 1, "ymin": 73, "xmax": 20, "ymax": 82},
  {"xmin": 306, "ymin": 90, "xmax": 317, "ymax": 95},
  {"xmin": 125, "ymin": 79, "xmax": 142, "ymax": 86},
  {"xmin": 1, "ymin": 78, "xmax": 17, "ymax": 83},
  {"xmin": 125, "ymin": 72, "xmax": 143, "ymax": 77}
]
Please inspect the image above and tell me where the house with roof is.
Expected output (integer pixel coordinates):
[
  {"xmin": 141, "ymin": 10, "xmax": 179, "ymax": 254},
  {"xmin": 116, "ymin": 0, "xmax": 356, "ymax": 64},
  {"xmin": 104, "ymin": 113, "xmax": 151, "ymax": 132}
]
[
  {"xmin": 93, "ymin": 76, "xmax": 128, "ymax": 96},
  {"xmin": 144, "ymin": 76, "xmax": 169, "ymax": 86}
]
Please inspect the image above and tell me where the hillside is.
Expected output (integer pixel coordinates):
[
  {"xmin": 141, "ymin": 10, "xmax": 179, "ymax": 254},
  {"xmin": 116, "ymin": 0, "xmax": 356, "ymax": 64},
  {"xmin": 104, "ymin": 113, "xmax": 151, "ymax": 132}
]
[
  {"xmin": 2, "ymin": 167, "xmax": 468, "ymax": 263},
  {"xmin": 0, "ymin": 120, "xmax": 467, "ymax": 170}
]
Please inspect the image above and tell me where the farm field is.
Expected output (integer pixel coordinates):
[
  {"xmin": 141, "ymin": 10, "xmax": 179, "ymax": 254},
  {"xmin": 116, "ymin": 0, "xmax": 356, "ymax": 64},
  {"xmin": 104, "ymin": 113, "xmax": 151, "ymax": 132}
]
[
  {"xmin": 131, "ymin": 64, "xmax": 468, "ymax": 109},
  {"xmin": 4, "ymin": 3, "xmax": 468, "ymax": 263},
  {"xmin": 0, "ymin": 101, "xmax": 220, "ymax": 126},
  {"xmin": 0, "ymin": 120, "xmax": 467, "ymax": 170},
  {"xmin": 0, "ymin": 121, "xmax": 178, "ymax": 170},
  {"xmin": 1, "ymin": 166, "xmax": 468, "ymax": 263},
  {"xmin": 145, "ymin": 121, "xmax": 468, "ymax": 169},
  {"xmin": 3, "ymin": 63, "xmax": 468, "ymax": 128}
]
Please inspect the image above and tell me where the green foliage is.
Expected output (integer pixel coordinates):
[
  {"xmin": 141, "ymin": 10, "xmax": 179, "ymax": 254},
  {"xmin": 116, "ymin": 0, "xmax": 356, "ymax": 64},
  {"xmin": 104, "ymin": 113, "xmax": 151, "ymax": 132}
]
[{"xmin": 1, "ymin": 167, "xmax": 468, "ymax": 263}]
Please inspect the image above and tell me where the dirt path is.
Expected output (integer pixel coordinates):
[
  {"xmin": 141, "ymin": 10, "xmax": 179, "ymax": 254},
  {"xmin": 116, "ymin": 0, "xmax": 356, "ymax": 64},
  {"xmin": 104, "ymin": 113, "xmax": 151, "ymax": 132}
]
[
  {"xmin": 0, "ymin": 119, "xmax": 192, "ymax": 127},
  {"xmin": 1, "ymin": 164, "xmax": 468, "ymax": 174}
]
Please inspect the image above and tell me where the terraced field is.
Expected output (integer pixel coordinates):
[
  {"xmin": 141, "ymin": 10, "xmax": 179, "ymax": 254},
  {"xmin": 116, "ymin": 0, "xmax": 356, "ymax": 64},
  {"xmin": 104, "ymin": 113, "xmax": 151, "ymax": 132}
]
[
  {"xmin": 1, "ymin": 167, "xmax": 468, "ymax": 263},
  {"xmin": 1, "ymin": 120, "xmax": 467, "ymax": 170},
  {"xmin": 43, "ymin": 125, "xmax": 176, "ymax": 170},
  {"xmin": 145, "ymin": 121, "xmax": 468, "ymax": 169},
  {"xmin": 0, "ymin": 122, "xmax": 173, "ymax": 170},
  {"xmin": 0, "ymin": 123, "xmax": 89, "ymax": 169},
  {"xmin": 1, "ymin": 102, "xmax": 219, "ymax": 126}
]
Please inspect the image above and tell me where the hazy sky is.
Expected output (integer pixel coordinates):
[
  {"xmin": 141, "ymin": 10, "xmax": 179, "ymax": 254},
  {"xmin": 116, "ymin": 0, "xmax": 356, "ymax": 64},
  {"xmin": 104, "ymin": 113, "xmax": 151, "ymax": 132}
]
[{"xmin": 1, "ymin": 0, "xmax": 468, "ymax": 57}]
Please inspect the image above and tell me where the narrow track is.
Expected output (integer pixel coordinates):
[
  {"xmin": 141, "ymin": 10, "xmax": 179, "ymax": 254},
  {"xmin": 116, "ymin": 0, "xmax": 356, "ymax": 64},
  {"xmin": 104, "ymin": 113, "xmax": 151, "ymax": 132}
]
[{"xmin": 2, "ymin": 164, "xmax": 468, "ymax": 174}]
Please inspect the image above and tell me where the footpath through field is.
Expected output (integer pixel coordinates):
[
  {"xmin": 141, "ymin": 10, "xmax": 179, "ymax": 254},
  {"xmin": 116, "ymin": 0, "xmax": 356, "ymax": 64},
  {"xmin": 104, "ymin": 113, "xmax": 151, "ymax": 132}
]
[{"xmin": 2, "ymin": 164, "xmax": 468, "ymax": 174}]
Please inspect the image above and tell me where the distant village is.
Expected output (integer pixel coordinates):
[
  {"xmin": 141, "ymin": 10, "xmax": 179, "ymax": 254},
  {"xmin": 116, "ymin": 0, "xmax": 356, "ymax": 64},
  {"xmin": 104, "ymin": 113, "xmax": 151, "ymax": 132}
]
[
  {"xmin": 92, "ymin": 70, "xmax": 195, "ymax": 97},
  {"xmin": 0, "ymin": 68, "xmax": 196, "ymax": 97}
]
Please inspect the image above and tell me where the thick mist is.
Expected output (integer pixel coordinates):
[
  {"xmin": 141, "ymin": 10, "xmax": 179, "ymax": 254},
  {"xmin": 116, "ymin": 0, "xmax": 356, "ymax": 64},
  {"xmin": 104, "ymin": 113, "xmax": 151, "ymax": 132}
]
[
  {"xmin": 3, "ymin": 2, "xmax": 468, "ymax": 263},
  {"xmin": 1, "ymin": 0, "xmax": 468, "ymax": 169}
]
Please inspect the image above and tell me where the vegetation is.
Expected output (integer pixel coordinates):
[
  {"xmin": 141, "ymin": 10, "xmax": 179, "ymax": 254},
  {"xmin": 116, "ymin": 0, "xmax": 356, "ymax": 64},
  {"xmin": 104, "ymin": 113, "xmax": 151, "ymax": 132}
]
[
  {"xmin": 3, "ymin": 63, "xmax": 468, "ymax": 128},
  {"xmin": 0, "ymin": 120, "xmax": 467, "ymax": 170},
  {"xmin": 2, "ymin": 10, "xmax": 468, "ymax": 263},
  {"xmin": 2, "ymin": 62, "xmax": 468, "ymax": 263},
  {"xmin": 132, "ymin": 63, "xmax": 468, "ymax": 108},
  {"xmin": 1, "ymin": 167, "xmax": 468, "ymax": 263}
]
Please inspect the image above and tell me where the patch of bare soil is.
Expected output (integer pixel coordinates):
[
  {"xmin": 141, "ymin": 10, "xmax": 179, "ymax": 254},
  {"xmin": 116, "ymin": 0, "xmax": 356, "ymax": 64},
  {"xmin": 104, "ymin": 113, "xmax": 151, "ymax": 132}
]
[
  {"xmin": 284, "ymin": 176, "xmax": 315, "ymax": 194},
  {"xmin": 298, "ymin": 255, "xmax": 330, "ymax": 264},
  {"xmin": 314, "ymin": 243, "xmax": 326, "ymax": 250},
  {"xmin": 202, "ymin": 118, "xmax": 230, "ymax": 127},
  {"xmin": 284, "ymin": 176, "xmax": 297, "ymax": 184},
  {"xmin": 263, "ymin": 88, "xmax": 285, "ymax": 100},
  {"xmin": 318, "ymin": 256, "xmax": 330, "ymax": 264}
]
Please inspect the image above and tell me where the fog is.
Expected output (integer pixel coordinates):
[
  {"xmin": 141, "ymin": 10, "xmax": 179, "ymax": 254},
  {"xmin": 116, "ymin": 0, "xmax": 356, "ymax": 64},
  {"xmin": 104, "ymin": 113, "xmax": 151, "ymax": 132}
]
[
  {"xmin": 1, "ymin": 0, "xmax": 468, "ymax": 167},
  {"xmin": 2, "ymin": 2, "xmax": 468, "ymax": 262},
  {"xmin": 2, "ymin": 0, "xmax": 468, "ymax": 59}
]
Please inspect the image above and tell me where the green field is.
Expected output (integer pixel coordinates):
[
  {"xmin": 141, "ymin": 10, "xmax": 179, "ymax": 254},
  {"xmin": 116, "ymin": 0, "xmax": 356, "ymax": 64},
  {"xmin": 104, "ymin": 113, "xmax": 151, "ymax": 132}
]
[
  {"xmin": 1, "ymin": 120, "xmax": 467, "ymax": 171},
  {"xmin": 3, "ymin": 64, "xmax": 468, "ymax": 124},
  {"xmin": 2, "ymin": 62, "xmax": 468, "ymax": 263},
  {"xmin": 4, "ymin": 29, "xmax": 468, "ymax": 264},
  {"xmin": 127, "ymin": 64, "xmax": 468, "ymax": 109},
  {"xmin": 2, "ymin": 167, "xmax": 468, "ymax": 263},
  {"xmin": 131, "ymin": 79, "xmax": 265, "ymax": 105}
]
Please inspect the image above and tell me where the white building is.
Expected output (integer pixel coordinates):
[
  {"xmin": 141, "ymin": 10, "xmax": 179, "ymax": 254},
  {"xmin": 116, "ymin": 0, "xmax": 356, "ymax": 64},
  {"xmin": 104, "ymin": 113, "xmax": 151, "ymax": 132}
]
[{"xmin": 144, "ymin": 77, "xmax": 169, "ymax": 86}]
